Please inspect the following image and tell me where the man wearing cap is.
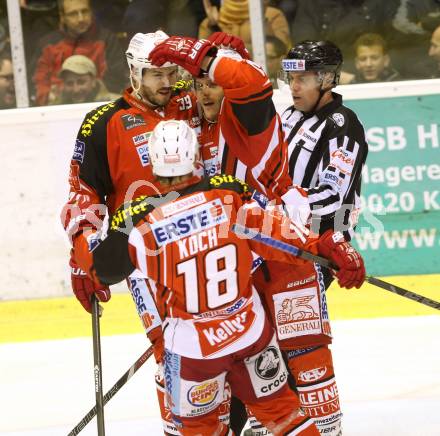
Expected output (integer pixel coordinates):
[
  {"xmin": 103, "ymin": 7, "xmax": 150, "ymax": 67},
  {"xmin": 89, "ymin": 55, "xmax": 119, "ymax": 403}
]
[
  {"xmin": 49, "ymin": 54, "xmax": 119, "ymax": 104},
  {"xmin": 32, "ymin": 0, "xmax": 125, "ymax": 106}
]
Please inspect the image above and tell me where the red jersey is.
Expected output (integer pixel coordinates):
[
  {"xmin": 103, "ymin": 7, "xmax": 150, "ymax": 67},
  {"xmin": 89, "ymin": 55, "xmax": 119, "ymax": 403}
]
[
  {"xmin": 200, "ymin": 56, "xmax": 293, "ymax": 201},
  {"xmin": 78, "ymin": 176, "xmax": 318, "ymax": 359},
  {"xmin": 61, "ymin": 87, "xmax": 201, "ymax": 240}
]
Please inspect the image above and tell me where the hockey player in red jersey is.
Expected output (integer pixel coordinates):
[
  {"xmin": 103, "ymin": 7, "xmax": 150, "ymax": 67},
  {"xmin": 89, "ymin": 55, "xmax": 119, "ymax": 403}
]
[
  {"xmin": 60, "ymin": 29, "xmax": 204, "ymax": 435},
  {"xmin": 61, "ymin": 29, "xmax": 200, "ymax": 314},
  {"xmin": 61, "ymin": 30, "xmax": 306, "ymax": 435},
  {"xmin": 150, "ymin": 34, "xmax": 366, "ymax": 436},
  {"xmin": 161, "ymin": 32, "xmax": 310, "ymax": 433},
  {"xmin": 73, "ymin": 120, "xmax": 365, "ymax": 436},
  {"xmin": 149, "ymin": 33, "xmax": 310, "ymax": 223}
]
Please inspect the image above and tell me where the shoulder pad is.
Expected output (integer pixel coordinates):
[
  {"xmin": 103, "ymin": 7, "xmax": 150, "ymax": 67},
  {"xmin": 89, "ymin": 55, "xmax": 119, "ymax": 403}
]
[
  {"xmin": 79, "ymin": 100, "xmax": 120, "ymax": 138},
  {"xmin": 171, "ymin": 82, "xmax": 193, "ymax": 97},
  {"xmin": 172, "ymin": 79, "xmax": 193, "ymax": 93},
  {"xmin": 109, "ymin": 195, "xmax": 156, "ymax": 233},
  {"xmin": 209, "ymin": 174, "xmax": 251, "ymax": 194}
]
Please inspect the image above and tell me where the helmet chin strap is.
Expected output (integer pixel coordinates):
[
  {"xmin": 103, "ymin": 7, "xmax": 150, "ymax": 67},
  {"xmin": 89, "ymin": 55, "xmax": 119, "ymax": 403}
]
[
  {"xmin": 130, "ymin": 74, "xmax": 145, "ymax": 102},
  {"xmin": 130, "ymin": 73, "xmax": 164, "ymax": 109}
]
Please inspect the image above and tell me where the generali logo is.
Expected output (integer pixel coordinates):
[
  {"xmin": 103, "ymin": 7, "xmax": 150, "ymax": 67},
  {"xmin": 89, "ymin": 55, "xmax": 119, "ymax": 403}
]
[
  {"xmin": 273, "ymin": 288, "xmax": 322, "ymax": 340},
  {"xmin": 276, "ymin": 295, "xmax": 318, "ymax": 324}
]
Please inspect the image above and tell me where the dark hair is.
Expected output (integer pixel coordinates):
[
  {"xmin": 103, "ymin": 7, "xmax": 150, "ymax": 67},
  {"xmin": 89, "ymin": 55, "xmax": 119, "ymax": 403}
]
[
  {"xmin": 58, "ymin": 0, "xmax": 90, "ymax": 15},
  {"xmin": 354, "ymin": 33, "xmax": 388, "ymax": 54},
  {"xmin": 266, "ymin": 35, "xmax": 287, "ymax": 57}
]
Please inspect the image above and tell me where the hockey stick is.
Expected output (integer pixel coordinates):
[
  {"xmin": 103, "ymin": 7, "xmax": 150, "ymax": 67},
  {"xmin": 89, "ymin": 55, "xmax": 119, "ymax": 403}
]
[
  {"xmin": 91, "ymin": 295, "xmax": 105, "ymax": 436},
  {"xmin": 232, "ymin": 224, "xmax": 440, "ymax": 311},
  {"xmin": 68, "ymin": 345, "xmax": 154, "ymax": 435}
]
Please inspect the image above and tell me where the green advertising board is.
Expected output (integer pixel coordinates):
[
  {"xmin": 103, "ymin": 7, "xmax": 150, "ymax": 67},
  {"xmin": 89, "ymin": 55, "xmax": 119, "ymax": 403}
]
[{"xmin": 345, "ymin": 94, "xmax": 440, "ymax": 276}]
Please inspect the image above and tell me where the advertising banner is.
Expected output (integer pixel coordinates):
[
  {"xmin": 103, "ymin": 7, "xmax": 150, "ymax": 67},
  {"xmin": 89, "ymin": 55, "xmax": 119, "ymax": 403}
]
[{"xmin": 346, "ymin": 94, "xmax": 440, "ymax": 276}]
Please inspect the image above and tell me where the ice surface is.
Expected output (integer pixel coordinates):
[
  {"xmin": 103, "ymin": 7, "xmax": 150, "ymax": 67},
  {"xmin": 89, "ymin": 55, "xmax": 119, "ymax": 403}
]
[{"xmin": 1, "ymin": 316, "xmax": 439, "ymax": 435}]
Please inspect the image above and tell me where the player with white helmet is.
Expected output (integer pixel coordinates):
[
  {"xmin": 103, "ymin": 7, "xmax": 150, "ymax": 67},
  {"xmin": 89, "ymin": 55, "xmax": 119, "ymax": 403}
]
[
  {"xmin": 73, "ymin": 119, "xmax": 366, "ymax": 435},
  {"xmin": 149, "ymin": 119, "xmax": 199, "ymax": 178},
  {"xmin": 125, "ymin": 30, "xmax": 179, "ymax": 106},
  {"xmin": 148, "ymin": 34, "xmax": 366, "ymax": 436},
  {"xmin": 61, "ymin": 30, "xmax": 201, "ymax": 435}
]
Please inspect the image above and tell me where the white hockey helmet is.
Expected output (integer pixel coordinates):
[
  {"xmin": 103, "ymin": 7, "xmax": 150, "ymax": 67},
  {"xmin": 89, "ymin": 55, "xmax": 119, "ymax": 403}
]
[
  {"xmin": 149, "ymin": 120, "xmax": 198, "ymax": 177},
  {"xmin": 125, "ymin": 30, "xmax": 175, "ymax": 90}
]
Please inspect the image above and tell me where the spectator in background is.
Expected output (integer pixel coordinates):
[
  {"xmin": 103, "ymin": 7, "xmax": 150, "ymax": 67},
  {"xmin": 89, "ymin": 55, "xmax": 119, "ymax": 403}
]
[
  {"xmin": 292, "ymin": 0, "xmax": 394, "ymax": 71},
  {"xmin": 429, "ymin": 23, "xmax": 440, "ymax": 76},
  {"xmin": 122, "ymin": 0, "xmax": 206, "ymax": 41},
  {"xmin": 265, "ymin": 35, "xmax": 287, "ymax": 85},
  {"xmin": 199, "ymin": 0, "xmax": 291, "ymax": 56},
  {"xmin": 32, "ymin": 0, "xmax": 126, "ymax": 106},
  {"xmin": 0, "ymin": 54, "xmax": 15, "ymax": 109},
  {"xmin": 388, "ymin": 0, "xmax": 440, "ymax": 78},
  {"xmin": 342, "ymin": 33, "xmax": 401, "ymax": 83},
  {"xmin": 48, "ymin": 54, "xmax": 119, "ymax": 104},
  {"xmin": 395, "ymin": 0, "xmax": 440, "ymax": 33},
  {"xmin": 20, "ymin": 0, "xmax": 59, "ymax": 62}
]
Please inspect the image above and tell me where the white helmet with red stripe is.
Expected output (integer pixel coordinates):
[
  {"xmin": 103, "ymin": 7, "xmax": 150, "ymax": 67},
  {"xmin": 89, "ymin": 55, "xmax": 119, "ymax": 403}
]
[
  {"xmin": 125, "ymin": 30, "xmax": 175, "ymax": 91},
  {"xmin": 149, "ymin": 120, "xmax": 198, "ymax": 177}
]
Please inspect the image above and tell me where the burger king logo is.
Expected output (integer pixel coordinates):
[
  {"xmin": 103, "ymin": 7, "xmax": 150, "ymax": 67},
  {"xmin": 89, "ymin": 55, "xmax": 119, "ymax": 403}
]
[{"xmin": 187, "ymin": 380, "xmax": 219, "ymax": 407}]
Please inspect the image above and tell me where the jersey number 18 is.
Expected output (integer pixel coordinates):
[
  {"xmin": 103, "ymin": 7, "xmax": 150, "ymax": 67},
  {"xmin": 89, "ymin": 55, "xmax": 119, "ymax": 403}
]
[{"xmin": 177, "ymin": 244, "xmax": 239, "ymax": 313}]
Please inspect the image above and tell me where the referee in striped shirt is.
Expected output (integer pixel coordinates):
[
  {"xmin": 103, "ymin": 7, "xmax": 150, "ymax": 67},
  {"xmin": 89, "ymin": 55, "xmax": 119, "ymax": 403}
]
[
  {"xmin": 253, "ymin": 41, "xmax": 368, "ymax": 436},
  {"xmin": 280, "ymin": 41, "xmax": 368, "ymax": 242}
]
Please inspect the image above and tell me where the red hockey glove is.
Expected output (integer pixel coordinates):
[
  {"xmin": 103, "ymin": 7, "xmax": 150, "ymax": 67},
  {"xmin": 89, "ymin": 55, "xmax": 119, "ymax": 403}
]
[
  {"xmin": 149, "ymin": 36, "xmax": 217, "ymax": 77},
  {"xmin": 318, "ymin": 230, "xmax": 366, "ymax": 289},
  {"xmin": 147, "ymin": 325, "xmax": 164, "ymax": 364},
  {"xmin": 70, "ymin": 256, "xmax": 111, "ymax": 313},
  {"xmin": 208, "ymin": 32, "xmax": 250, "ymax": 59}
]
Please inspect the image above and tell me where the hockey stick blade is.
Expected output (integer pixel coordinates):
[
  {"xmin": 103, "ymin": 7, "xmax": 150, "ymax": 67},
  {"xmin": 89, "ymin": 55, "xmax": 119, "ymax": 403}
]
[
  {"xmin": 68, "ymin": 346, "xmax": 154, "ymax": 436},
  {"xmin": 232, "ymin": 224, "xmax": 440, "ymax": 311}
]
